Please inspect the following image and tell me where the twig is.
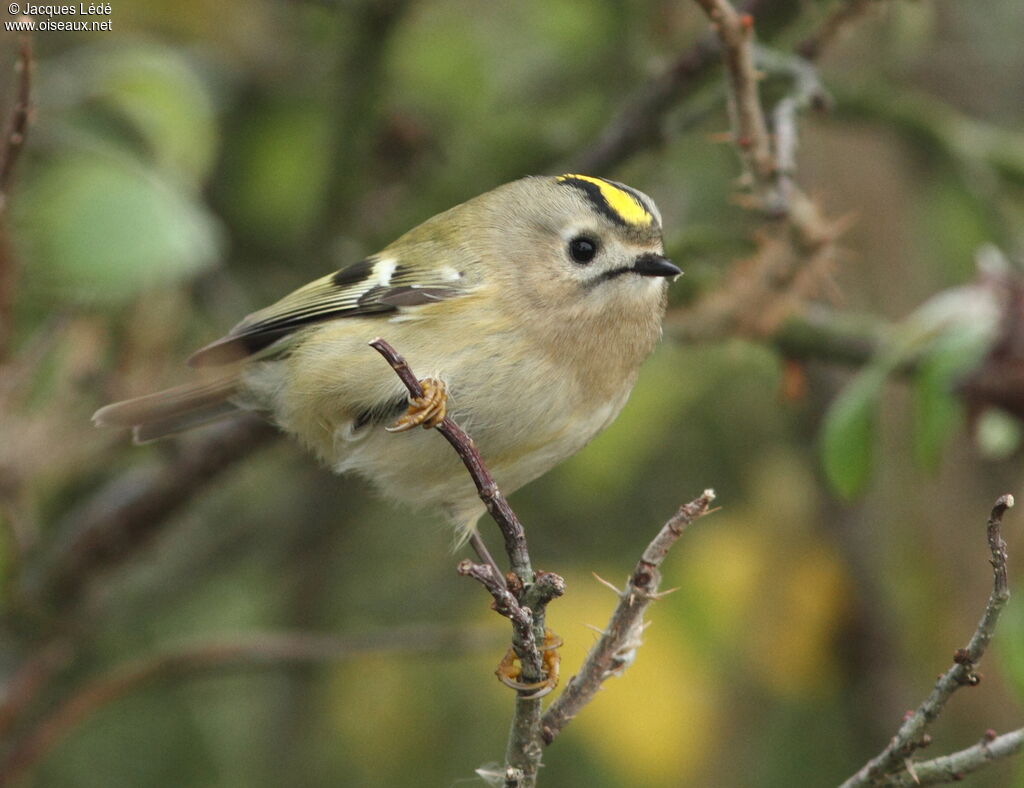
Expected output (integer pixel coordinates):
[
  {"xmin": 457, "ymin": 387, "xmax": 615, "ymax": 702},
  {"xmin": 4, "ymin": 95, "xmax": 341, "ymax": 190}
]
[
  {"xmin": 502, "ymin": 569, "xmax": 565, "ymax": 786},
  {"xmin": 457, "ymin": 560, "xmax": 542, "ymax": 680},
  {"xmin": 767, "ymin": 307, "xmax": 890, "ymax": 368},
  {"xmin": 0, "ymin": 30, "xmax": 31, "ymax": 203},
  {"xmin": 692, "ymin": 0, "xmax": 833, "ymax": 218},
  {"xmin": 693, "ymin": 0, "xmax": 775, "ymax": 190},
  {"xmin": 0, "ymin": 638, "xmax": 74, "ymax": 741},
  {"xmin": 755, "ymin": 45, "xmax": 832, "ymax": 198},
  {"xmin": 796, "ymin": 0, "xmax": 878, "ymax": 62},
  {"xmin": 368, "ymin": 338, "xmax": 561, "ymax": 788},
  {"xmin": 570, "ymin": 0, "xmax": 810, "ymax": 174},
  {"xmin": 0, "ymin": 30, "xmax": 33, "ymax": 358},
  {"xmin": 541, "ymin": 490, "xmax": 716, "ymax": 745},
  {"xmin": 878, "ymin": 728, "xmax": 1024, "ymax": 787},
  {"xmin": 468, "ymin": 531, "xmax": 505, "ymax": 584},
  {"xmin": 670, "ymin": 0, "xmax": 841, "ymax": 348},
  {"xmin": 368, "ymin": 338, "xmax": 533, "ymax": 587},
  {"xmin": 570, "ymin": 37, "xmax": 723, "ymax": 174},
  {"xmin": 0, "ymin": 625, "xmax": 499, "ymax": 785},
  {"xmin": 840, "ymin": 495, "xmax": 1015, "ymax": 788}
]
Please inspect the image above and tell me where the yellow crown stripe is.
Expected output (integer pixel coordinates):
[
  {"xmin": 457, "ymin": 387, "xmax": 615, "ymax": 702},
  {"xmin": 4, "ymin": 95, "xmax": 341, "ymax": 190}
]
[{"xmin": 557, "ymin": 174, "xmax": 653, "ymax": 227}]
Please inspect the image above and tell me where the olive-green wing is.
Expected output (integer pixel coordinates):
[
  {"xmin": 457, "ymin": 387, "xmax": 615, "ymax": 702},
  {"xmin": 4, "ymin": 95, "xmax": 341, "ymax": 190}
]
[{"xmin": 188, "ymin": 256, "xmax": 466, "ymax": 367}]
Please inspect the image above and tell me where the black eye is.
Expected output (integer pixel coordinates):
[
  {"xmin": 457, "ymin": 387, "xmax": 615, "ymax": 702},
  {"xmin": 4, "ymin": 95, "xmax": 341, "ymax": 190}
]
[{"xmin": 568, "ymin": 236, "xmax": 598, "ymax": 264}]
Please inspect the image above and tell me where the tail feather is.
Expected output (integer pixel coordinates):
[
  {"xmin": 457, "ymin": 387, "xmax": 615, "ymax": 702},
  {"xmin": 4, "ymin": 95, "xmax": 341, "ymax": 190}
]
[
  {"xmin": 93, "ymin": 377, "xmax": 241, "ymax": 443},
  {"xmin": 131, "ymin": 400, "xmax": 241, "ymax": 443}
]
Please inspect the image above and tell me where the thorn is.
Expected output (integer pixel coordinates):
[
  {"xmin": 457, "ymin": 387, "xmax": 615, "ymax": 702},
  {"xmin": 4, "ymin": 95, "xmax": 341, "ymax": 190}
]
[
  {"xmin": 904, "ymin": 758, "xmax": 920, "ymax": 785},
  {"xmin": 592, "ymin": 572, "xmax": 623, "ymax": 595}
]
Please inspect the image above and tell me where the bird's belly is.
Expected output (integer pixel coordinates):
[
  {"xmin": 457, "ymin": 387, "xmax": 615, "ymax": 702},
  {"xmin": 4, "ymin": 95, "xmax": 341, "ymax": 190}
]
[{"xmin": 333, "ymin": 366, "xmax": 632, "ymax": 524}]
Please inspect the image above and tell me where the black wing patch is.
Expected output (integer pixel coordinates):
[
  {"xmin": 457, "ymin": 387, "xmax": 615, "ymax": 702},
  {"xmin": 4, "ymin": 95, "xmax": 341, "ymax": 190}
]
[{"xmin": 189, "ymin": 257, "xmax": 464, "ymax": 367}]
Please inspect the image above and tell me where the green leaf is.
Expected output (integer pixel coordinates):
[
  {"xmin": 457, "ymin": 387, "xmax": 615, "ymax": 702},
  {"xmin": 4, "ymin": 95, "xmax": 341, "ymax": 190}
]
[
  {"xmin": 57, "ymin": 44, "xmax": 219, "ymax": 183},
  {"xmin": 13, "ymin": 153, "xmax": 222, "ymax": 304},
  {"xmin": 912, "ymin": 322, "xmax": 992, "ymax": 470},
  {"xmin": 821, "ymin": 371, "xmax": 886, "ymax": 499}
]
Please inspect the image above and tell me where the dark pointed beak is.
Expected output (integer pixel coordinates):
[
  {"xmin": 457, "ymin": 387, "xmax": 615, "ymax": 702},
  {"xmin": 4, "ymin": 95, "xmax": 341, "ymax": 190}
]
[{"xmin": 632, "ymin": 253, "xmax": 682, "ymax": 278}]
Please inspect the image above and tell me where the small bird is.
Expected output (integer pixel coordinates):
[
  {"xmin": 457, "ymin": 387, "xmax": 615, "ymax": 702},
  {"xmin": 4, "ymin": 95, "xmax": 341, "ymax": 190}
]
[{"xmin": 93, "ymin": 174, "xmax": 680, "ymax": 537}]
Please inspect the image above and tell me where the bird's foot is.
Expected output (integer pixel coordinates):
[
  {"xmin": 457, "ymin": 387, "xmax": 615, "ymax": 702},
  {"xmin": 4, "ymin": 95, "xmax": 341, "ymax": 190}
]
[
  {"xmin": 387, "ymin": 377, "xmax": 448, "ymax": 432},
  {"xmin": 495, "ymin": 629, "xmax": 562, "ymax": 698}
]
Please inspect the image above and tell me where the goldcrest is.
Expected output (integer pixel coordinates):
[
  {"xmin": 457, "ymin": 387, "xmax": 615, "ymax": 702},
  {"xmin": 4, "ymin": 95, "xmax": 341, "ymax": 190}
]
[{"xmin": 94, "ymin": 174, "xmax": 681, "ymax": 535}]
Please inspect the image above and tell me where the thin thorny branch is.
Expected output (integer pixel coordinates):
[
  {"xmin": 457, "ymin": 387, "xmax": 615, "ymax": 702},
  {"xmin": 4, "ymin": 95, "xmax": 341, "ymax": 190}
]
[
  {"xmin": 366, "ymin": 341, "xmax": 720, "ymax": 786},
  {"xmin": 879, "ymin": 728, "xmax": 1023, "ymax": 787},
  {"xmin": 368, "ymin": 338, "xmax": 557, "ymax": 787},
  {"xmin": 669, "ymin": 0, "xmax": 841, "ymax": 355},
  {"xmin": 541, "ymin": 491, "xmax": 717, "ymax": 745},
  {"xmin": 755, "ymin": 44, "xmax": 832, "ymax": 196},
  {"xmin": 693, "ymin": 0, "xmax": 775, "ymax": 190},
  {"xmin": 456, "ymin": 559, "xmax": 543, "ymax": 682},
  {"xmin": 0, "ymin": 29, "xmax": 31, "ymax": 205},
  {"xmin": 840, "ymin": 494, "xmax": 1016, "ymax": 787},
  {"xmin": 0, "ymin": 29, "xmax": 32, "ymax": 358}
]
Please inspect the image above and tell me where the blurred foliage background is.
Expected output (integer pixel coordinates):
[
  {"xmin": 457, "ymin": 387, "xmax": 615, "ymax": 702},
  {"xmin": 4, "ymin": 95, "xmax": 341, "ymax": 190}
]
[{"xmin": 1, "ymin": 0, "xmax": 1024, "ymax": 785}]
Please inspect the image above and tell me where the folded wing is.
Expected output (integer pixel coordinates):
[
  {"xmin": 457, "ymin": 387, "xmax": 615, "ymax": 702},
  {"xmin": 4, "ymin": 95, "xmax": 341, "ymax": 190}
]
[{"xmin": 188, "ymin": 255, "xmax": 466, "ymax": 367}]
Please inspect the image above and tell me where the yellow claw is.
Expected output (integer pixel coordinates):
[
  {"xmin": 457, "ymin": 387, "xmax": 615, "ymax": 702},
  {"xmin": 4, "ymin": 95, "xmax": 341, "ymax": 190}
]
[
  {"xmin": 494, "ymin": 629, "xmax": 562, "ymax": 698},
  {"xmin": 387, "ymin": 378, "xmax": 448, "ymax": 432}
]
